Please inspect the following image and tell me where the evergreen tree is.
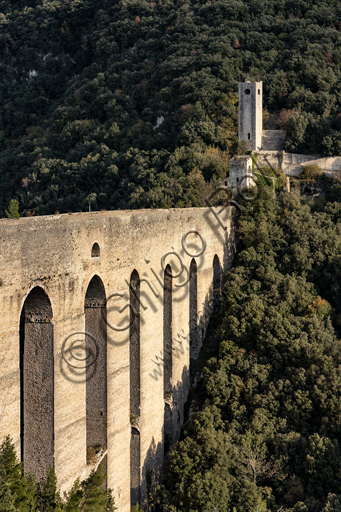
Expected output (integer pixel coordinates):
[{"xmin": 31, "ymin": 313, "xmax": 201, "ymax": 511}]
[
  {"xmin": 63, "ymin": 467, "xmax": 115, "ymax": 512},
  {"xmin": 36, "ymin": 467, "xmax": 63, "ymax": 512},
  {"xmin": 0, "ymin": 436, "xmax": 36, "ymax": 511},
  {"xmin": 5, "ymin": 200, "xmax": 20, "ymax": 219},
  {"xmin": 0, "ymin": 488, "xmax": 16, "ymax": 512},
  {"xmin": 0, "ymin": 438, "xmax": 115, "ymax": 511}
]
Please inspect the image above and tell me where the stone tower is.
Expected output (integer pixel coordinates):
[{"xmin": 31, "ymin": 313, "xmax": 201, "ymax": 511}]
[
  {"xmin": 238, "ymin": 81, "xmax": 263, "ymax": 151},
  {"xmin": 228, "ymin": 155, "xmax": 253, "ymax": 193}
]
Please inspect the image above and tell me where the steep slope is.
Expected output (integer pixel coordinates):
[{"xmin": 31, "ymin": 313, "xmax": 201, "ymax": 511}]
[
  {"xmin": 155, "ymin": 181, "xmax": 341, "ymax": 512},
  {"xmin": 1, "ymin": 0, "xmax": 341, "ymax": 215}
]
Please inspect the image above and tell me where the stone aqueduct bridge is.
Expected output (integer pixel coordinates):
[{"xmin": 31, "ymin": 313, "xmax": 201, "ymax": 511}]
[{"xmin": 0, "ymin": 206, "xmax": 235, "ymax": 511}]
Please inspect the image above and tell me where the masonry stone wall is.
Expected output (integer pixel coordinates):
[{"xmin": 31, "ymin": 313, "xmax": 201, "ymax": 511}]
[
  {"xmin": 0, "ymin": 207, "xmax": 236, "ymax": 511},
  {"xmin": 255, "ymin": 151, "xmax": 341, "ymax": 178},
  {"xmin": 228, "ymin": 155, "xmax": 253, "ymax": 191},
  {"xmin": 261, "ymin": 130, "xmax": 286, "ymax": 151},
  {"xmin": 21, "ymin": 291, "xmax": 54, "ymax": 480},
  {"xmin": 84, "ymin": 277, "xmax": 108, "ymax": 484}
]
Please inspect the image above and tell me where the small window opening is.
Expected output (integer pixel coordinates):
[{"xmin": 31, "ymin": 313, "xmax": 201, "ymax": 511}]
[
  {"xmin": 258, "ymin": 89, "xmax": 260, "ymax": 95},
  {"xmin": 91, "ymin": 243, "xmax": 100, "ymax": 258},
  {"xmin": 245, "ymin": 89, "xmax": 251, "ymax": 95},
  {"xmin": 248, "ymin": 133, "xmax": 251, "ymax": 140}
]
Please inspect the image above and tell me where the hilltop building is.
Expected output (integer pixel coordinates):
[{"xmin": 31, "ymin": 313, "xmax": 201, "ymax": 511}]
[
  {"xmin": 229, "ymin": 80, "xmax": 341, "ymax": 182},
  {"xmin": 238, "ymin": 80, "xmax": 286, "ymax": 152},
  {"xmin": 225, "ymin": 79, "xmax": 287, "ymax": 191},
  {"xmin": 223, "ymin": 155, "xmax": 253, "ymax": 193},
  {"xmin": 238, "ymin": 81, "xmax": 263, "ymax": 151}
]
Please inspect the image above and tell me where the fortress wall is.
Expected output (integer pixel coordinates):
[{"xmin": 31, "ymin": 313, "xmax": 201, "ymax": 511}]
[
  {"xmin": 282, "ymin": 153, "xmax": 323, "ymax": 175},
  {"xmin": 255, "ymin": 152, "xmax": 341, "ymax": 177},
  {"xmin": 261, "ymin": 130, "xmax": 286, "ymax": 151},
  {"xmin": 256, "ymin": 152, "xmax": 317, "ymax": 174},
  {"xmin": 0, "ymin": 206, "xmax": 235, "ymax": 511},
  {"xmin": 254, "ymin": 152, "xmax": 284, "ymax": 173},
  {"xmin": 298, "ymin": 156, "xmax": 341, "ymax": 172},
  {"xmin": 283, "ymin": 153, "xmax": 317, "ymax": 165}
]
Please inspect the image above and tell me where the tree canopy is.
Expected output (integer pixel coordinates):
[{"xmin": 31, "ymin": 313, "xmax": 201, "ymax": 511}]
[
  {"xmin": 2, "ymin": 0, "xmax": 341, "ymax": 215},
  {"xmin": 155, "ymin": 179, "xmax": 341, "ymax": 511}
]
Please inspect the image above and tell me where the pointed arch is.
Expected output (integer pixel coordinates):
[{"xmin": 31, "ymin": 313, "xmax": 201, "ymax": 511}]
[
  {"xmin": 130, "ymin": 269, "xmax": 140, "ymax": 417},
  {"xmin": 129, "ymin": 269, "xmax": 141, "ymax": 507},
  {"xmin": 84, "ymin": 274, "xmax": 106, "ymax": 307},
  {"xmin": 84, "ymin": 275, "xmax": 107, "ymax": 478},
  {"xmin": 213, "ymin": 255, "xmax": 221, "ymax": 303},
  {"xmin": 163, "ymin": 264, "xmax": 172, "ymax": 395},
  {"xmin": 20, "ymin": 286, "xmax": 54, "ymax": 479},
  {"xmin": 189, "ymin": 258, "xmax": 198, "ymax": 360},
  {"xmin": 163, "ymin": 264, "xmax": 173, "ymax": 456}
]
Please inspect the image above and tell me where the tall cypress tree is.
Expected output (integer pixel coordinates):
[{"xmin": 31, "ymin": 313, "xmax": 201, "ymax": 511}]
[
  {"xmin": 0, "ymin": 436, "xmax": 36, "ymax": 511},
  {"xmin": 0, "ymin": 438, "xmax": 115, "ymax": 511}
]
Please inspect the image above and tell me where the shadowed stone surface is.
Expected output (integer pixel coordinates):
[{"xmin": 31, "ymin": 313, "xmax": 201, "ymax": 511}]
[
  {"xmin": 85, "ymin": 276, "xmax": 107, "ymax": 481},
  {"xmin": 130, "ymin": 428, "xmax": 140, "ymax": 506},
  {"xmin": 130, "ymin": 270, "xmax": 141, "ymax": 506},
  {"xmin": 21, "ymin": 287, "xmax": 54, "ymax": 480},
  {"xmin": 189, "ymin": 259, "xmax": 198, "ymax": 360}
]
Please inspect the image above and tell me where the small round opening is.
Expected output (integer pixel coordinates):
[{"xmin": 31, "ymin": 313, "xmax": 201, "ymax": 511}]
[
  {"xmin": 91, "ymin": 243, "xmax": 100, "ymax": 258},
  {"xmin": 245, "ymin": 89, "xmax": 251, "ymax": 95}
]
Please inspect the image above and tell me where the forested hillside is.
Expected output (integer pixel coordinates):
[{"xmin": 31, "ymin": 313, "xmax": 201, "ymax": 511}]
[
  {"xmin": 155, "ymin": 180, "xmax": 341, "ymax": 512},
  {"xmin": 2, "ymin": 0, "xmax": 341, "ymax": 215}
]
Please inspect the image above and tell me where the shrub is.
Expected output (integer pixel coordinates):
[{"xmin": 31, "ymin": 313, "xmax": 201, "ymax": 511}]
[{"xmin": 300, "ymin": 164, "xmax": 322, "ymax": 180}]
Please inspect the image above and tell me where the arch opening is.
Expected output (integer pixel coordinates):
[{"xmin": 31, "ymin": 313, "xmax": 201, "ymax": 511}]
[
  {"xmin": 189, "ymin": 259, "xmax": 198, "ymax": 360},
  {"xmin": 163, "ymin": 264, "xmax": 172, "ymax": 395},
  {"xmin": 245, "ymin": 88, "xmax": 251, "ymax": 95},
  {"xmin": 129, "ymin": 270, "xmax": 141, "ymax": 508},
  {"xmin": 163, "ymin": 264, "xmax": 173, "ymax": 456},
  {"xmin": 213, "ymin": 255, "xmax": 221, "ymax": 306},
  {"xmin": 84, "ymin": 275, "xmax": 107, "ymax": 480},
  {"xmin": 91, "ymin": 243, "xmax": 100, "ymax": 258},
  {"xmin": 20, "ymin": 286, "xmax": 54, "ymax": 479}
]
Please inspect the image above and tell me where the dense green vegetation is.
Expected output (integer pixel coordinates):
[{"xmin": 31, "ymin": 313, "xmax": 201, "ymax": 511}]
[
  {"xmin": 2, "ymin": 0, "xmax": 341, "ymax": 215},
  {"xmin": 0, "ymin": 436, "xmax": 115, "ymax": 511},
  {"xmin": 3, "ymin": 0, "xmax": 341, "ymax": 508},
  {"xmin": 155, "ymin": 180, "xmax": 341, "ymax": 511},
  {"xmin": 5, "ymin": 198, "xmax": 20, "ymax": 218}
]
